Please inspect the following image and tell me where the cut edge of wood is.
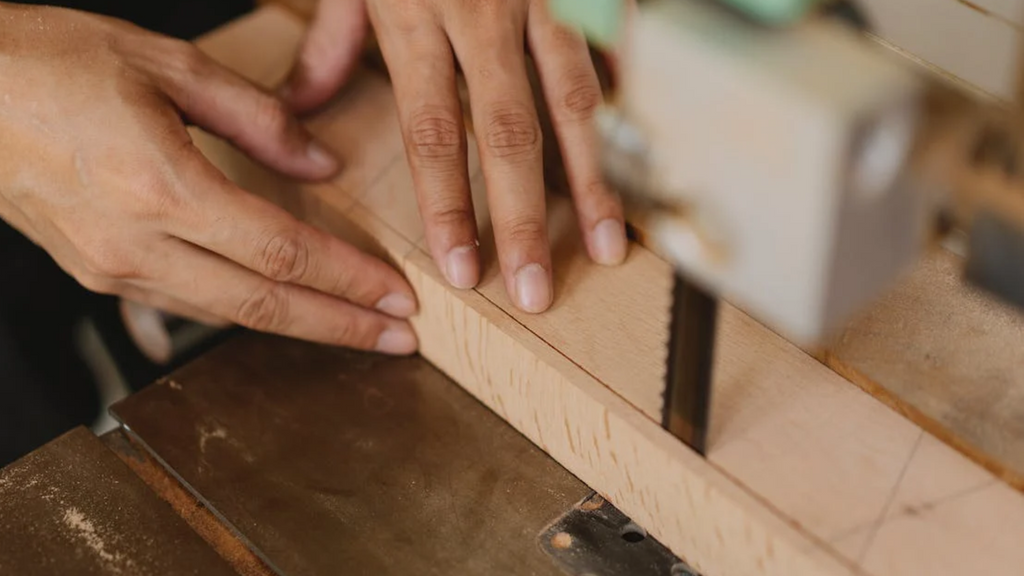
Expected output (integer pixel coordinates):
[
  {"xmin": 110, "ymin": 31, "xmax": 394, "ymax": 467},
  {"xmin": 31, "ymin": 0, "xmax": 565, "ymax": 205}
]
[
  {"xmin": 398, "ymin": 242, "xmax": 862, "ymax": 576},
  {"xmin": 293, "ymin": 184, "xmax": 866, "ymax": 575},
  {"xmin": 260, "ymin": 0, "xmax": 1024, "ymax": 502}
]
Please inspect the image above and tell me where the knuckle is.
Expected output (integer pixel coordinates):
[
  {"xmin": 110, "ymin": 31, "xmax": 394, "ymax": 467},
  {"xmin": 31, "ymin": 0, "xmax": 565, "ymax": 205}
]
[
  {"xmin": 427, "ymin": 202, "xmax": 476, "ymax": 229},
  {"xmin": 149, "ymin": 187, "xmax": 185, "ymax": 221},
  {"xmin": 77, "ymin": 272, "xmax": 119, "ymax": 296},
  {"xmin": 549, "ymin": 23, "xmax": 584, "ymax": 49},
  {"xmin": 130, "ymin": 175, "xmax": 183, "ymax": 222},
  {"xmin": 330, "ymin": 317, "xmax": 379, "ymax": 349},
  {"xmin": 323, "ymin": 264, "xmax": 357, "ymax": 300},
  {"xmin": 483, "ymin": 104, "xmax": 541, "ymax": 160},
  {"xmin": 382, "ymin": 13, "xmax": 420, "ymax": 36},
  {"xmin": 257, "ymin": 231, "xmax": 310, "ymax": 283},
  {"xmin": 559, "ymin": 72, "xmax": 602, "ymax": 120},
  {"xmin": 252, "ymin": 96, "xmax": 293, "ymax": 139},
  {"xmin": 465, "ymin": 0, "xmax": 505, "ymax": 20},
  {"xmin": 581, "ymin": 178, "xmax": 615, "ymax": 204},
  {"xmin": 407, "ymin": 110, "xmax": 464, "ymax": 162},
  {"xmin": 327, "ymin": 319, "xmax": 359, "ymax": 347},
  {"xmin": 81, "ymin": 241, "xmax": 139, "ymax": 281},
  {"xmin": 503, "ymin": 214, "xmax": 546, "ymax": 244},
  {"xmin": 235, "ymin": 284, "xmax": 289, "ymax": 332},
  {"xmin": 166, "ymin": 39, "xmax": 211, "ymax": 81}
]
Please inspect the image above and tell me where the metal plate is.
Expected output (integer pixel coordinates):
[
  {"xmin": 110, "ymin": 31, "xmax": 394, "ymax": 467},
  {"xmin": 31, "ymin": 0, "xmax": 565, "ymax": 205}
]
[
  {"xmin": 539, "ymin": 493, "xmax": 698, "ymax": 576},
  {"xmin": 111, "ymin": 334, "xmax": 592, "ymax": 576},
  {"xmin": 100, "ymin": 428, "xmax": 276, "ymax": 576},
  {"xmin": 0, "ymin": 427, "xmax": 237, "ymax": 576}
]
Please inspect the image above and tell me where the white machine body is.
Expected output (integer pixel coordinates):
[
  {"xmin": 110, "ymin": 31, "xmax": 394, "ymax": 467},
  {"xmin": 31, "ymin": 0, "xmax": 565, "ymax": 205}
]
[{"xmin": 616, "ymin": 0, "xmax": 930, "ymax": 344}]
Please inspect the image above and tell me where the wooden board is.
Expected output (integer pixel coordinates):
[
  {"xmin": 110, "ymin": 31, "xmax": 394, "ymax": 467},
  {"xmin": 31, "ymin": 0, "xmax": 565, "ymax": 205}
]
[
  {"xmin": 0, "ymin": 427, "xmax": 239, "ymax": 576},
  {"xmin": 191, "ymin": 7, "xmax": 1024, "ymax": 576},
  {"xmin": 820, "ymin": 250, "xmax": 1024, "ymax": 489},
  {"xmin": 263, "ymin": 0, "xmax": 1024, "ymax": 491}
]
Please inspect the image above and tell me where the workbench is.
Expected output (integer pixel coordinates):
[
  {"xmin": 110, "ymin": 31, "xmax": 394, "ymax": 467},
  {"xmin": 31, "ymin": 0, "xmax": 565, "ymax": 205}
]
[
  {"xmin": 4, "ymin": 5, "xmax": 1024, "ymax": 576},
  {"xmin": 3, "ymin": 336, "xmax": 683, "ymax": 576}
]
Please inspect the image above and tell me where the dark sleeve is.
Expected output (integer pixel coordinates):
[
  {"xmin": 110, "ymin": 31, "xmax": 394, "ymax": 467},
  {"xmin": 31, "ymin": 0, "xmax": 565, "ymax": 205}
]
[{"xmin": 9, "ymin": 0, "xmax": 255, "ymax": 39}]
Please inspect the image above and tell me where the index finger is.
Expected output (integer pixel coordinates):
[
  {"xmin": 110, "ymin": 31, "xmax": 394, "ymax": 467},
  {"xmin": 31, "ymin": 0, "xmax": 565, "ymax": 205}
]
[
  {"xmin": 168, "ymin": 154, "xmax": 418, "ymax": 319},
  {"xmin": 372, "ymin": 5, "xmax": 479, "ymax": 290}
]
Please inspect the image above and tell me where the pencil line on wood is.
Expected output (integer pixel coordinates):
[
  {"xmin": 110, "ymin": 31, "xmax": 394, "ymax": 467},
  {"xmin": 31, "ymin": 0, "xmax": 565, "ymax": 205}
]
[{"xmin": 858, "ymin": 431, "xmax": 924, "ymax": 563}]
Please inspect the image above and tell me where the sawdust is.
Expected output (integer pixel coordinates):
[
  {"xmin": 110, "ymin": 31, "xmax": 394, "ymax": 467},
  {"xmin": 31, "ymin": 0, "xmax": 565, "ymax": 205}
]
[
  {"xmin": 39, "ymin": 484, "xmax": 60, "ymax": 502},
  {"xmin": 198, "ymin": 425, "xmax": 228, "ymax": 453},
  {"xmin": 0, "ymin": 470, "xmax": 40, "ymax": 495},
  {"xmin": 580, "ymin": 494, "xmax": 605, "ymax": 511},
  {"xmin": 195, "ymin": 423, "xmax": 255, "ymax": 463},
  {"xmin": 0, "ymin": 463, "xmax": 26, "ymax": 493},
  {"xmin": 62, "ymin": 507, "xmax": 134, "ymax": 573},
  {"xmin": 550, "ymin": 532, "xmax": 573, "ymax": 549}
]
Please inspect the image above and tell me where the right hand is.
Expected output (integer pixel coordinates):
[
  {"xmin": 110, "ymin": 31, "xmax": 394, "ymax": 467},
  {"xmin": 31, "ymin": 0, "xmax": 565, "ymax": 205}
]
[
  {"xmin": 0, "ymin": 3, "xmax": 419, "ymax": 354},
  {"xmin": 282, "ymin": 0, "xmax": 629, "ymax": 315}
]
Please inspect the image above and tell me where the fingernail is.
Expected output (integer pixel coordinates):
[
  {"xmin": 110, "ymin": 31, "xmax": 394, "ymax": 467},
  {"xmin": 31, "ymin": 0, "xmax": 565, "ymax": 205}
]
[
  {"xmin": 591, "ymin": 218, "xmax": 627, "ymax": 265},
  {"xmin": 375, "ymin": 324, "xmax": 418, "ymax": 355},
  {"xmin": 306, "ymin": 141, "xmax": 337, "ymax": 172},
  {"xmin": 375, "ymin": 293, "xmax": 417, "ymax": 318},
  {"xmin": 514, "ymin": 263, "xmax": 552, "ymax": 313},
  {"xmin": 445, "ymin": 245, "xmax": 480, "ymax": 289}
]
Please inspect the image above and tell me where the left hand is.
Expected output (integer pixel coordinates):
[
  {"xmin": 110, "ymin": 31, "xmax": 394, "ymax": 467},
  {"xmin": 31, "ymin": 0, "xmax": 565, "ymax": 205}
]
[{"xmin": 281, "ymin": 0, "xmax": 628, "ymax": 314}]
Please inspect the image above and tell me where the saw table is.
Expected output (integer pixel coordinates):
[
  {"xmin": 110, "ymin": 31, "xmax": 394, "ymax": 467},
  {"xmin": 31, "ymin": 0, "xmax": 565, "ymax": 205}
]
[
  {"xmin": 1, "ymin": 335, "xmax": 689, "ymax": 576},
  {"xmin": 5, "ymin": 4, "xmax": 1024, "ymax": 576}
]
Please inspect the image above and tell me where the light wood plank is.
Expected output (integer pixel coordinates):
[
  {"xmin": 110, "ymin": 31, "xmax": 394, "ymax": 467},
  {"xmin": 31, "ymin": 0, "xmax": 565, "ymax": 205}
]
[
  {"xmin": 830, "ymin": 436, "xmax": 1024, "ymax": 576},
  {"xmin": 821, "ymin": 251, "xmax": 1024, "ymax": 490},
  {"xmin": 193, "ymin": 7, "xmax": 1024, "ymax": 575},
  {"xmin": 351, "ymin": 83, "xmax": 980, "ymax": 547}
]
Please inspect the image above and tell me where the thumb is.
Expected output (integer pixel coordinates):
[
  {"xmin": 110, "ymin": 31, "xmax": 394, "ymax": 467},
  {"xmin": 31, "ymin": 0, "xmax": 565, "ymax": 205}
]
[
  {"xmin": 281, "ymin": 0, "xmax": 368, "ymax": 114},
  {"xmin": 156, "ymin": 45, "xmax": 339, "ymax": 181}
]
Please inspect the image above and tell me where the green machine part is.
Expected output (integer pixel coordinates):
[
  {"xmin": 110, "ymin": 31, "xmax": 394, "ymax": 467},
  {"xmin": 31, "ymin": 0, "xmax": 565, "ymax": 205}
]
[
  {"xmin": 721, "ymin": 0, "xmax": 821, "ymax": 25},
  {"xmin": 549, "ymin": 0, "xmax": 625, "ymax": 47},
  {"xmin": 549, "ymin": 0, "xmax": 822, "ymax": 45}
]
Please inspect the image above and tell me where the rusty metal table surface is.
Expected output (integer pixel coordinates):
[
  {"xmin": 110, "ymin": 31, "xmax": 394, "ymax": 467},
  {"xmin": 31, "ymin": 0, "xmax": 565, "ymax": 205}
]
[
  {"xmin": 111, "ymin": 333, "xmax": 591, "ymax": 576},
  {"xmin": 0, "ymin": 427, "xmax": 238, "ymax": 576}
]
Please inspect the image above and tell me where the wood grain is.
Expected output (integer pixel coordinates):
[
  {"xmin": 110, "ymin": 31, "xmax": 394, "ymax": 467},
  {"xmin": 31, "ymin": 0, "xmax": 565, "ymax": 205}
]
[
  {"xmin": 262, "ymin": 0, "xmax": 1024, "ymax": 493},
  {"xmin": 820, "ymin": 250, "xmax": 1024, "ymax": 489},
  {"xmin": 192, "ymin": 7, "xmax": 1024, "ymax": 575}
]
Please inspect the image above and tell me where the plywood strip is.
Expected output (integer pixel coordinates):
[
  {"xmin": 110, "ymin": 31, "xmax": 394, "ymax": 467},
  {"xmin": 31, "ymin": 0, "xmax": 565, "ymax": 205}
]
[
  {"xmin": 192, "ymin": 7, "xmax": 1024, "ymax": 575},
  {"xmin": 819, "ymin": 250, "xmax": 1024, "ymax": 489}
]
